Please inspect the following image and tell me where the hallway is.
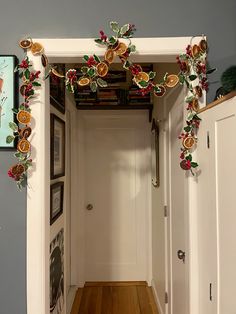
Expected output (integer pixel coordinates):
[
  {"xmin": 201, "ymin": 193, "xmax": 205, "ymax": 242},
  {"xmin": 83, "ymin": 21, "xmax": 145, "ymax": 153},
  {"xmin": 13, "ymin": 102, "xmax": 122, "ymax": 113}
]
[{"xmin": 71, "ymin": 282, "xmax": 159, "ymax": 314}]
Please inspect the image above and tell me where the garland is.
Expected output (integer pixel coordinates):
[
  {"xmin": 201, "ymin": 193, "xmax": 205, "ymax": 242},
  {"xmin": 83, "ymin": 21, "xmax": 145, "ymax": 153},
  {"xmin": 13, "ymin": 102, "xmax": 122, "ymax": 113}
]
[{"xmin": 6, "ymin": 22, "xmax": 214, "ymax": 188}]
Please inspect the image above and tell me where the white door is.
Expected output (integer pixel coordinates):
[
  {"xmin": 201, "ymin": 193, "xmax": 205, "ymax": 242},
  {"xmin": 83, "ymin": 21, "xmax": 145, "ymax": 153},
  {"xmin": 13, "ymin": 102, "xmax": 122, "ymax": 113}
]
[
  {"xmin": 198, "ymin": 96, "xmax": 236, "ymax": 314},
  {"xmin": 166, "ymin": 87, "xmax": 189, "ymax": 314},
  {"xmin": 83, "ymin": 112, "xmax": 150, "ymax": 282}
]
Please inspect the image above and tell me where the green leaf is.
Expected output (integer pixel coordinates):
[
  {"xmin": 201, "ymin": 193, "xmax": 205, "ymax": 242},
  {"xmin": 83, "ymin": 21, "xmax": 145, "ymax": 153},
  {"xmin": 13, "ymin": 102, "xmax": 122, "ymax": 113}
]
[
  {"xmin": 206, "ymin": 68, "xmax": 216, "ymax": 75},
  {"xmin": 32, "ymin": 81, "xmax": 41, "ymax": 86},
  {"xmin": 185, "ymin": 95, "xmax": 194, "ymax": 103},
  {"xmin": 149, "ymin": 71, "xmax": 156, "ymax": 80},
  {"xmin": 12, "ymin": 108, "xmax": 18, "ymax": 114},
  {"xmin": 129, "ymin": 45, "xmax": 136, "ymax": 53},
  {"xmin": 186, "ymin": 154, "xmax": 192, "ymax": 161},
  {"xmin": 97, "ymin": 78, "xmax": 108, "ymax": 88},
  {"xmin": 93, "ymin": 54, "xmax": 101, "ymax": 63},
  {"xmin": 179, "ymin": 74, "xmax": 185, "ymax": 85},
  {"xmin": 191, "ymin": 162, "xmax": 198, "ymax": 168},
  {"xmin": 110, "ymin": 21, "xmax": 119, "ymax": 33},
  {"xmin": 6, "ymin": 135, "xmax": 15, "ymax": 144},
  {"xmin": 83, "ymin": 55, "xmax": 89, "ymax": 62},
  {"xmin": 184, "ymin": 126, "xmax": 191, "ymax": 132},
  {"xmin": 24, "ymin": 69, "xmax": 30, "ymax": 80},
  {"xmin": 81, "ymin": 66, "xmax": 88, "ymax": 74},
  {"xmin": 189, "ymin": 75, "xmax": 197, "ymax": 81},
  {"xmin": 108, "ymin": 36, "xmax": 117, "ymax": 45},
  {"xmin": 123, "ymin": 60, "xmax": 131, "ymax": 70},
  {"xmin": 138, "ymin": 80, "xmax": 149, "ymax": 88},
  {"xmin": 120, "ymin": 24, "xmax": 130, "ymax": 36},
  {"xmin": 87, "ymin": 68, "xmax": 95, "ymax": 77},
  {"xmin": 14, "ymin": 152, "xmax": 22, "ymax": 158},
  {"xmin": 90, "ymin": 81, "xmax": 97, "ymax": 93},
  {"xmin": 9, "ymin": 122, "xmax": 18, "ymax": 131},
  {"xmin": 94, "ymin": 38, "xmax": 105, "ymax": 45},
  {"xmin": 19, "ymin": 72, "xmax": 23, "ymax": 78},
  {"xmin": 193, "ymin": 114, "xmax": 202, "ymax": 121}
]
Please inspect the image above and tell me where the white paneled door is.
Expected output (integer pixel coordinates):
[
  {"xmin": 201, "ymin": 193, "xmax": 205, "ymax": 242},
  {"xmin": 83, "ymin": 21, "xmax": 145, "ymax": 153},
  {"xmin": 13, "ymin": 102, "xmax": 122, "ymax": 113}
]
[{"xmin": 83, "ymin": 112, "xmax": 150, "ymax": 282}]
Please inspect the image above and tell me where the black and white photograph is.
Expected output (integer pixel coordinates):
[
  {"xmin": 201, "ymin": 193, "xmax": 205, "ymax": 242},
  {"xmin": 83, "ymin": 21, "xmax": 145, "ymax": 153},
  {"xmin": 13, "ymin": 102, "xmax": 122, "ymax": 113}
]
[{"xmin": 50, "ymin": 182, "xmax": 64, "ymax": 225}]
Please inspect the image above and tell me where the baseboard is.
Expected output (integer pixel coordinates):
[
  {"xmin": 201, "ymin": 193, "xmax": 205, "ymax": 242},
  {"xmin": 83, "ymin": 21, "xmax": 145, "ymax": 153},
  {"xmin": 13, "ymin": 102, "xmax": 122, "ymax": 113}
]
[
  {"xmin": 66, "ymin": 285, "xmax": 78, "ymax": 314},
  {"xmin": 151, "ymin": 279, "xmax": 164, "ymax": 314}
]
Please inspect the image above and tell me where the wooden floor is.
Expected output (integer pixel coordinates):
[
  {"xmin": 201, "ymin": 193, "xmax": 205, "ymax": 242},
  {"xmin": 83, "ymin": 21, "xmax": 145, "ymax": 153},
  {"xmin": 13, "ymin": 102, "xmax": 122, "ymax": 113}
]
[{"xmin": 71, "ymin": 282, "xmax": 159, "ymax": 314}]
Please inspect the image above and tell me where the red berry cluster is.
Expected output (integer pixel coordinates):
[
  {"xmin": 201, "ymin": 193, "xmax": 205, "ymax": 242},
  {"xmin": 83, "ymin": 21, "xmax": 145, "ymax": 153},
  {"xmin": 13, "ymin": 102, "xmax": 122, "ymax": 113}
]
[
  {"xmin": 87, "ymin": 56, "xmax": 97, "ymax": 67},
  {"xmin": 99, "ymin": 30, "xmax": 107, "ymax": 42}
]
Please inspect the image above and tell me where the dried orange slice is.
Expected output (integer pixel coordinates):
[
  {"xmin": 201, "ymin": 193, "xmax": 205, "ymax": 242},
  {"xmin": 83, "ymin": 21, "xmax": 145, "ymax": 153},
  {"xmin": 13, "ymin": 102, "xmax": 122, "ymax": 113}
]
[
  {"xmin": 105, "ymin": 49, "xmax": 115, "ymax": 64},
  {"xmin": 19, "ymin": 38, "xmax": 32, "ymax": 49},
  {"xmin": 199, "ymin": 39, "xmax": 207, "ymax": 53},
  {"xmin": 183, "ymin": 136, "xmax": 196, "ymax": 150},
  {"xmin": 11, "ymin": 164, "xmax": 25, "ymax": 176},
  {"xmin": 17, "ymin": 110, "xmax": 31, "ymax": 125},
  {"xmin": 135, "ymin": 71, "xmax": 149, "ymax": 83},
  {"xmin": 165, "ymin": 74, "xmax": 179, "ymax": 88},
  {"xmin": 191, "ymin": 44, "xmax": 200, "ymax": 58},
  {"xmin": 77, "ymin": 77, "xmax": 90, "ymax": 86},
  {"xmin": 191, "ymin": 99, "xmax": 199, "ymax": 112},
  {"xmin": 195, "ymin": 86, "xmax": 203, "ymax": 98},
  {"xmin": 154, "ymin": 84, "xmax": 166, "ymax": 97},
  {"xmin": 114, "ymin": 42, "xmax": 127, "ymax": 56},
  {"xmin": 17, "ymin": 139, "xmax": 31, "ymax": 153},
  {"xmin": 96, "ymin": 62, "xmax": 109, "ymax": 77},
  {"xmin": 30, "ymin": 42, "xmax": 44, "ymax": 55},
  {"xmin": 51, "ymin": 68, "xmax": 65, "ymax": 78},
  {"xmin": 20, "ymin": 127, "xmax": 32, "ymax": 139},
  {"xmin": 41, "ymin": 54, "xmax": 48, "ymax": 67}
]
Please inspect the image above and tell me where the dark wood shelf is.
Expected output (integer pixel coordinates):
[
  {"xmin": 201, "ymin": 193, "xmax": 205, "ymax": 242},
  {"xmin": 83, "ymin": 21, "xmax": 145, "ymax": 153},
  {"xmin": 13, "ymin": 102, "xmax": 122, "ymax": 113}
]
[{"xmin": 76, "ymin": 103, "xmax": 153, "ymax": 122}]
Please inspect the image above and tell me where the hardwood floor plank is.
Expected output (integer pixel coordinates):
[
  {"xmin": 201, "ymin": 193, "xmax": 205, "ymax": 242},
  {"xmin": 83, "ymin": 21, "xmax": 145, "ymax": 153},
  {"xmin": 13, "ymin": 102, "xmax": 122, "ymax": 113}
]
[
  {"xmin": 71, "ymin": 288, "xmax": 83, "ymax": 314},
  {"xmin": 101, "ymin": 286, "xmax": 112, "ymax": 314},
  {"xmin": 112, "ymin": 286, "xmax": 141, "ymax": 314},
  {"xmin": 136, "ymin": 286, "xmax": 154, "ymax": 314},
  {"xmin": 78, "ymin": 286, "xmax": 102, "ymax": 314}
]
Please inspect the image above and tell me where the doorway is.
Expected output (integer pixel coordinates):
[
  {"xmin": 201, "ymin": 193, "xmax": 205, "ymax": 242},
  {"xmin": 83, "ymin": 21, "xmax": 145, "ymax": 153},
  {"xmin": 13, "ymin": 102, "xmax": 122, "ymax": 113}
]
[{"xmin": 26, "ymin": 37, "xmax": 201, "ymax": 314}]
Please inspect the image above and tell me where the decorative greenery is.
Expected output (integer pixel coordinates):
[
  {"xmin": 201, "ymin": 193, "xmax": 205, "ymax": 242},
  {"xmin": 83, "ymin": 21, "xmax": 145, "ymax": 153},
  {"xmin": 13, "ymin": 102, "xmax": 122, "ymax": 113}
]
[{"xmin": 6, "ymin": 22, "xmax": 215, "ymax": 188}]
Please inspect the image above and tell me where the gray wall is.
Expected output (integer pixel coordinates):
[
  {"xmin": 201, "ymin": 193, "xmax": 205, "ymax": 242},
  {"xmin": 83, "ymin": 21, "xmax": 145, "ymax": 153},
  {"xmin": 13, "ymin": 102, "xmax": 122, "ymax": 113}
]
[{"xmin": 0, "ymin": 0, "xmax": 235, "ymax": 313}]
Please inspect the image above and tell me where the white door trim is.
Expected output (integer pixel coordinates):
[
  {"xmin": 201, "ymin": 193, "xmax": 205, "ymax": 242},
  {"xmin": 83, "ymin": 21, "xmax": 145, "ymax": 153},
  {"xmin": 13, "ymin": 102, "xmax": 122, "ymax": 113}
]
[{"xmin": 26, "ymin": 36, "xmax": 201, "ymax": 314}]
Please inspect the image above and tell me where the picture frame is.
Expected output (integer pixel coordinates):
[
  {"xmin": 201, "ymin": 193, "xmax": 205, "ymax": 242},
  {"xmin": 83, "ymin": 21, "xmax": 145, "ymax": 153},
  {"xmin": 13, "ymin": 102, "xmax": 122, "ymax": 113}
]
[
  {"xmin": 50, "ymin": 182, "xmax": 64, "ymax": 225},
  {"xmin": 50, "ymin": 64, "xmax": 65, "ymax": 114},
  {"xmin": 0, "ymin": 55, "xmax": 18, "ymax": 149},
  {"xmin": 151, "ymin": 118, "xmax": 160, "ymax": 187},
  {"xmin": 50, "ymin": 114, "xmax": 65, "ymax": 179}
]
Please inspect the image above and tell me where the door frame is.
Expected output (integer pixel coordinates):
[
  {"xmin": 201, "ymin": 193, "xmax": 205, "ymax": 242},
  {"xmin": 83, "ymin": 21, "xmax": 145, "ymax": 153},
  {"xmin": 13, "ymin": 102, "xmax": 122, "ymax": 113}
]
[{"xmin": 26, "ymin": 37, "xmax": 201, "ymax": 314}]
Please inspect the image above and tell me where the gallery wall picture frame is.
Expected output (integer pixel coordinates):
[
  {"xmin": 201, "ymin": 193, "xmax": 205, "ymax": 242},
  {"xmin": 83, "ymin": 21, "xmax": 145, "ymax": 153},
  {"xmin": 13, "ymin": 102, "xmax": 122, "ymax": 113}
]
[
  {"xmin": 50, "ymin": 114, "xmax": 65, "ymax": 179},
  {"xmin": 50, "ymin": 182, "xmax": 64, "ymax": 225},
  {"xmin": 151, "ymin": 118, "xmax": 160, "ymax": 187},
  {"xmin": 50, "ymin": 64, "xmax": 65, "ymax": 114},
  {"xmin": 0, "ymin": 55, "xmax": 18, "ymax": 149}
]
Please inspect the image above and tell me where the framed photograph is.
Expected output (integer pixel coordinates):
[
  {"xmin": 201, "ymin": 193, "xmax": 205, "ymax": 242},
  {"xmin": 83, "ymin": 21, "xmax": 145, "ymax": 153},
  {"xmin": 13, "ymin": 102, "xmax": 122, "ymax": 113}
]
[
  {"xmin": 0, "ymin": 55, "xmax": 18, "ymax": 149},
  {"xmin": 50, "ymin": 182, "xmax": 64, "ymax": 225},
  {"xmin": 50, "ymin": 114, "xmax": 65, "ymax": 179},
  {"xmin": 151, "ymin": 118, "xmax": 160, "ymax": 187},
  {"xmin": 50, "ymin": 228, "xmax": 64, "ymax": 313},
  {"xmin": 50, "ymin": 64, "xmax": 65, "ymax": 114}
]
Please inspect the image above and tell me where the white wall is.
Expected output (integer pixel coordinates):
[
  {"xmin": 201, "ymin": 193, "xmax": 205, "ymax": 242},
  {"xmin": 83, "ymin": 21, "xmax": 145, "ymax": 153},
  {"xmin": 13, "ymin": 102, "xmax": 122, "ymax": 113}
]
[{"xmin": 151, "ymin": 63, "xmax": 180, "ymax": 313}]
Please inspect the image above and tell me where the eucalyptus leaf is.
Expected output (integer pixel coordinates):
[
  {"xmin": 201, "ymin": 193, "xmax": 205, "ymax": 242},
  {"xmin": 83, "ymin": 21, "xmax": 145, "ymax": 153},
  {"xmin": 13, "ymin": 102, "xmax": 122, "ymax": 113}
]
[
  {"xmin": 83, "ymin": 55, "xmax": 89, "ymax": 62},
  {"xmin": 9, "ymin": 122, "xmax": 18, "ymax": 131},
  {"xmin": 123, "ymin": 60, "xmax": 131, "ymax": 70},
  {"xmin": 93, "ymin": 54, "xmax": 101, "ymax": 63},
  {"xmin": 120, "ymin": 24, "xmax": 130, "ymax": 36},
  {"xmin": 97, "ymin": 78, "xmax": 108, "ymax": 88},
  {"xmin": 189, "ymin": 75, "xmax": 197, "ymax": 81},
  {"xmin": 149, "ymin": 71, "xmax": 156, "ymax": 80},
  {"xmin": 184, "ymin": 126, "xmax": 191, "ymax": 132},
  {"xmin": 129, "ymin": 45, "xmax": 136, "ymax": 53},
  {"xmin": 185, "ymin": 95, "xmax": 194, "ymax": 103},
  {"xmin": 32, "ymin": 82, "xmax": 41, "ymax": 86},
  {"xmin": 12, "ymin": 108, "xmax": 18, "ymax": 114},
  {"xmin": 139, "ymin": 80, "xmax": 148, "ymax": 88},
  {"xmin": 179, "ymin": 74, "xmax": 185, "ymax": 85},
  {"xmin": 191, "ymin": 162, "xmax": 198, "ymax": 168},
  {"xmin": 25, "ymin": 69, "xmax": 30, "ymax": 80},
  {"xmin": 108, "ymin": 36, "xmax": 117, "ymax": 45},
  {"xmin": 186, "ymin": 154, "xmax": 192, "ymax": 161},
  {"xmin": 14, "ymin": 152, "xmax": 22, "ymax": 158},
  {"xmin": 6, "ymin": 135, "xmax": 15, "ymax": 144},
  {"xmin": 94, "ymin": 38, "xmax": 105, "ymax": 45},
  {"xmin": 81, "ymin": 66, "xmax": 88, "ymax": 74},
  {"xmin": 110, "ymin": 21, "xmax": 119, "ymax": 33},
  {"xmin": 87, "ymin": 68, "xmax": 95, "ymax": 77},
  {"xmin": 90, "ymin": 81, "xmax": 98, "ymax": 93}
]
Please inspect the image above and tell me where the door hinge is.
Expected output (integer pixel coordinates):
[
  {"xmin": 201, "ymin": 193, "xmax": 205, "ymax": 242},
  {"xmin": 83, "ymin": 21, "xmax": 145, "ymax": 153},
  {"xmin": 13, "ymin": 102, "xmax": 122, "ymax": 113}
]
[
  {"xmin": 165, "ymin": 292, "xmax": 168, "ymax": 304},
  {"xmin": 207, "ymin": 131, "xmax": 210, "ymax": 149},
  {"xmin": 164, "ymin": 205, "xmax": 168, "ymax": 217}
]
